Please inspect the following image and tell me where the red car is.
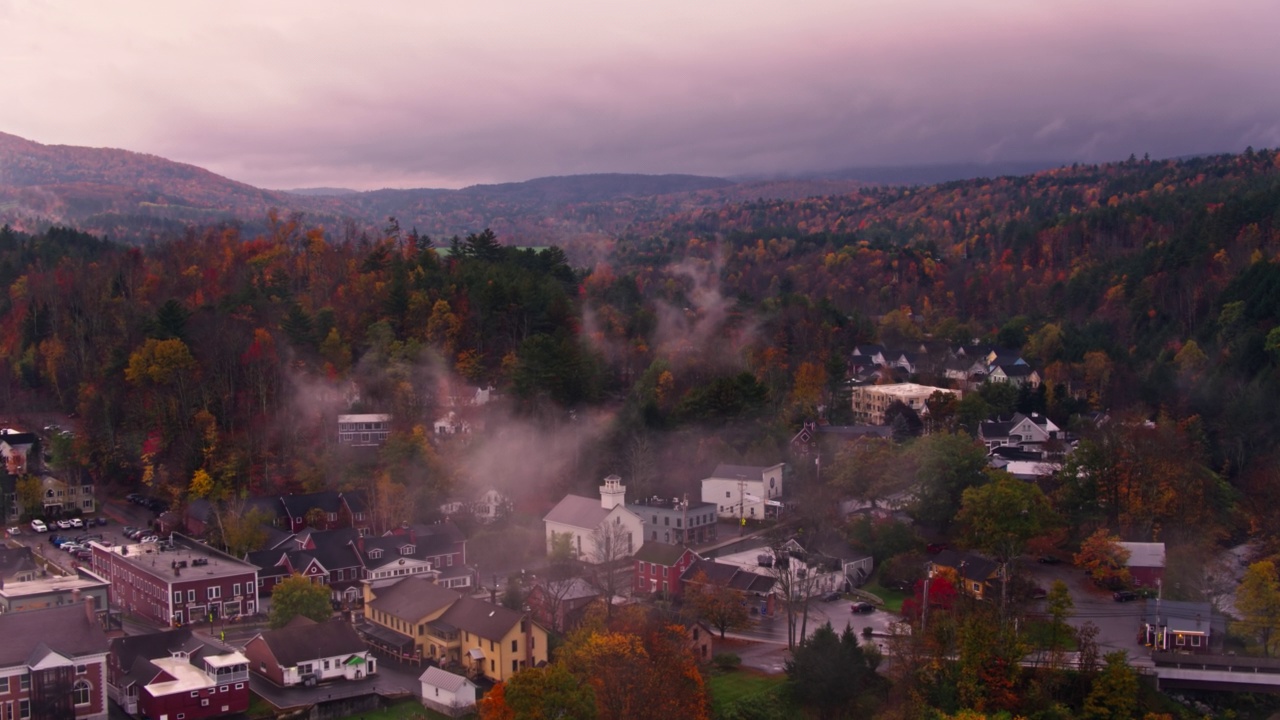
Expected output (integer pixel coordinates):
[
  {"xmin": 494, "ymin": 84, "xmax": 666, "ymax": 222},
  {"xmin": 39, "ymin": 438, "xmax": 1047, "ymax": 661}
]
[{"xmin": 851, "ymin": 602, "xmax": 875, "ymax": 614}]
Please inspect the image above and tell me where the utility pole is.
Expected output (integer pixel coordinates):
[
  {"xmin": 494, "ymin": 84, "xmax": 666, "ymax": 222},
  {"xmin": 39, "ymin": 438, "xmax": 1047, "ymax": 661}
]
[
  {"xmin": 738, "ymin": 476, "xmax": 747, "ymax": 535},
  {"xmin": 922, "ymin": 563, "xmax": 931, "ymax": 635}
]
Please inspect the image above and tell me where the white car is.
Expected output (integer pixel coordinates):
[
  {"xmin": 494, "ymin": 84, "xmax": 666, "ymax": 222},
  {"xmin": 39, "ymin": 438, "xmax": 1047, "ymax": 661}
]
[
  {"xmin": 56, "ymin": 519, "xmax": 73, "ymax": 530},
  {"xmin": 140, "ymin": 534, "xmax": 158, "ymax": 543},
  {"xmin": 69, "ymin": 518, "xmax": 84, "ymax": 528},
  {"xmin": 7, "ymin": 526, "xmax": 21, "ymax": 536},
  {"xmin": 30, "ymin": 519, "xmax": 48, "ymax": 533},
  {"xmin": 60, "ymin": 542, "xmax": 85, "ymax": 553}
]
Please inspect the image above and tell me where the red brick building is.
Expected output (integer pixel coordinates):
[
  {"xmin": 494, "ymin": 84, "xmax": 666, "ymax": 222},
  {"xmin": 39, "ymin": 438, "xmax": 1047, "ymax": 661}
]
[
  {"xmin": 108, "ymin": 628, "xmax": 250, "ymax": 720},
  {"xmin": 0, "ymin": 600, "xmax": 109, "ymax": 720},
  {"xmin": 91, "ymin": 534, "xmax": 259, "ymax": 627},
  {"xmin": 632, "ymin": 543, "xmax": 700, "ymax": 597}
]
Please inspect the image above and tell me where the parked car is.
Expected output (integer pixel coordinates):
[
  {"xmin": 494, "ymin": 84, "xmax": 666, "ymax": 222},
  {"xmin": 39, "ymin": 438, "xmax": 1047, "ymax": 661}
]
[
  {"xmin": 851, "ymin": 601, "xmax": 876, "ymax": 614},
  {"xmin": 5, "ymin": 526, "xmax": 18, "ymax": 536},
  {"xmin": 1028, "ymin": 586, "xmax": 1048, "ymax": 599},
  {"xmin": 68, "ymin": 517, "xmax": 84, "ymax": 528},
  {"xmin": 926, "ymin": 542, "xmax": 951, "ymax": 554},
  {"xmin": 1037, "ymin": 555, "xmax": 1061, "ymax": 564},
  {"xmin": 30, "ymin": 519, "xmax": 48, "ymax": 533},
  {"xmin": 51, "ymin": 537, "xmax": 71, "ymax": 548},
  {"xmin": 822, "ymin": 591, "xmax": 841, "ymax": 602},
  {"xmin": 95, "ymin": 516, "xmax": 109, "ymax": 526},
  {"xmin": 140, "ymin": 534, "xmax": 158, "ymax": 543},
  {"xmin": 56, "ymin": 519, "xmax": 73, "ymax": 530},
  {"xmin": 126, "ymin": 493, "xmax": 144, "ymax": 504},
  {"xmin": 1113, "ymin": 590, "xmax": 1138, "ymax": 602},
  {"xmin": 73, "ymin": 550, "xmax": 92, "ymax": 562},
  {"xmin": 61, "ymin": 542, "xmax": 86, "ymax": 553}
]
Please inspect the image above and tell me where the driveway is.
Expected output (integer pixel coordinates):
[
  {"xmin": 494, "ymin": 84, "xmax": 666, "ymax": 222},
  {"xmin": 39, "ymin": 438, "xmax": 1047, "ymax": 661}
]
[{"xmin": 1021, "ymin": 558, "xmax": 1149, "ymax": 661}]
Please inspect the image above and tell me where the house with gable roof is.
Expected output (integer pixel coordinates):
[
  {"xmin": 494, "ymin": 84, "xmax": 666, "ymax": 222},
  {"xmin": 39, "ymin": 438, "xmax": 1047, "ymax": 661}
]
[
  {"xmin": 420, "ymin": 665, "xmax": 480, "ymax": 717},
  {"xmin": 244, "ymin": 617, "xmax": 375, "ymax": 687},
  {"xmin": 543, "ymin": 475, "xmax": 644, "ymax": 561},
  {"xmin": 359, "ymin": 576, "xmax": 548, "ymax": 682},
  {"xmin": 633, "ymin": 542, "xmax": 700, "ymax": 597},
  {"xmin": 680, "ymin": 558, "xmax": 777, "ymax": 616},
  {"xmin": 278, "ymin": 490, "xmax": 370, "ymax": 535},
  {"xmin": 928, "ymin": 549, "xmax": 1002, "ymax": 601},
  {"xmin": 0, "ymin": 600, "xmax": 109, "ymax": 720},
  {"xmin": 1119, "ymin": 542, "xmax": 1166, "ymax": 588}
]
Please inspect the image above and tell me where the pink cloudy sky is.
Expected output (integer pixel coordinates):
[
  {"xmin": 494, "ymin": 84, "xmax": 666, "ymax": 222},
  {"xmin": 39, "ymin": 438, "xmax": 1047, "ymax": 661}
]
[{"xmin": 1, "ymin": 0, "xmax": 1277, "ymax": 190}]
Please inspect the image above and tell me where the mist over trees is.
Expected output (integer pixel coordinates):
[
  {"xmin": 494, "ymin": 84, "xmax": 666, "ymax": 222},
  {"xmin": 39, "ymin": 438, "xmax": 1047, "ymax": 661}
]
[{"xmin": 1, "ymin": 149, "xmax": 1280, "ymax": 557}]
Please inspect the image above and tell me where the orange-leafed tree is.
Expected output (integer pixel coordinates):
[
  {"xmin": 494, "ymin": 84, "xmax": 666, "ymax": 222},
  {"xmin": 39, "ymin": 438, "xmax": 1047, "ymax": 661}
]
[
  {"xmin": 479, "ymin": 665, "xmax": 596, "ymax": 720},
  {"xmin": 1074, "ymin": 529, "xmax": 1132, "ymax": 589},
  {"xmin": 685, "ymin": 570, "xmax": 750, "ymax": 638}
]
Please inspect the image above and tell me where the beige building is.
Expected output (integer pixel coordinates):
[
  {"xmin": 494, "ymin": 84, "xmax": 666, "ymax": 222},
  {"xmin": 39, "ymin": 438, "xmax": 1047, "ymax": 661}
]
[{"xmin": 850, "ymin": 383, "xmax": 960, "ymax": 424}]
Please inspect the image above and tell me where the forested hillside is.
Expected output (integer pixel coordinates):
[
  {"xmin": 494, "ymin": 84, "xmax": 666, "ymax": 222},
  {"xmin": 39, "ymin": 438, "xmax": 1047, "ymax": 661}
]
[{"xmin": 2, "ymin": 149, "xmax": 1279, "ymax": 550}]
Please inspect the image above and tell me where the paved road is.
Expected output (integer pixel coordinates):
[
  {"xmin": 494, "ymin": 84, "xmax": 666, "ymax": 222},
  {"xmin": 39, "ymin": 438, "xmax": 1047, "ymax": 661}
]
[{"xmin": 1021, "ymin": 559, "xmax": 1149, "ymax": 660}]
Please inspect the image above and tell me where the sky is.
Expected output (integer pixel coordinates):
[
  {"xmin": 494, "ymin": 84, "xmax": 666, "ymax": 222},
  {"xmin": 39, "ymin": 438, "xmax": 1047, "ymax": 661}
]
[{"xmin": 1, "ymin": 0, "xmax": 1278, "ymax": 191}]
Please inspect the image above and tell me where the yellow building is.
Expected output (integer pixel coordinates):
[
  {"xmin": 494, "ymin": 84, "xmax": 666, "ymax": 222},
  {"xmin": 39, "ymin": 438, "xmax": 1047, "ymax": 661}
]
[{"xmin": 361, "ymin": 577, "xmax": 547, "ymax": 683}]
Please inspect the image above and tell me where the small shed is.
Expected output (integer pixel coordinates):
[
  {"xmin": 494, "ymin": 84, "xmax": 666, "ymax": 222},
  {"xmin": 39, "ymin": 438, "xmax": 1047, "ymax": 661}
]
[
  {"xmin": 1119, "ymin": 542, "xmax": 1166, "ymax": 588},
  {"xmin": 420, "ymin": 666, "xmax": 479, "ymax": 717}
]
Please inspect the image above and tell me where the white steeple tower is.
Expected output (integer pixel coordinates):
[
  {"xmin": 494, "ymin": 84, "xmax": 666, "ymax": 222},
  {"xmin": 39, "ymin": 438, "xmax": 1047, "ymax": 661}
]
[{"xmin": 600, "ymin": 474, "xmax": 626, "ymax": 509}]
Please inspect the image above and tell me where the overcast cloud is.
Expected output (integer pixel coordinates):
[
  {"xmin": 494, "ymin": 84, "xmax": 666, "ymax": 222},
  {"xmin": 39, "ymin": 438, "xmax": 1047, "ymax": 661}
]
[{"xmin": 1, "ymin": 0, "xmax": 1277, "ymax": 190}]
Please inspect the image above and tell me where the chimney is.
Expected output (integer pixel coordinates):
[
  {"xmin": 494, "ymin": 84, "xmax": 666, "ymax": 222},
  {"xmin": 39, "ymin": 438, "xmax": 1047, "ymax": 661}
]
[
  {"xmin": 357, "ymin": 535, "xmax": 365, "ymax": 554},
  {"xmin": 83, "ymin": 593, "xmax": 97, "ymax": 626},
  {"xmin": 408, "ymin": 526, "xmax": 417, "ymax": 544}
]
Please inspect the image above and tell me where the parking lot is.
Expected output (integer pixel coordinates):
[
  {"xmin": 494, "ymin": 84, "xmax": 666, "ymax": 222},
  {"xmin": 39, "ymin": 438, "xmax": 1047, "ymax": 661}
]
[{"xmin": 5, "ymin": 498, "xmax": 166, "ymax": 576}]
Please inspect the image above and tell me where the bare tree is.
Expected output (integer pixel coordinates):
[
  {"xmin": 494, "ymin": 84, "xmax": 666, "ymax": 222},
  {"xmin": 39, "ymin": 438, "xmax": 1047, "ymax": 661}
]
[
  {"xmin": 765, "ymin": 532, "xmax": 826, "ymax": 649},
  {"xmin": 586, "ymin": 518, "xmax": 634, "ymax": 620},
  {"xmin": 533, "ymin": 532, "xmax": 584, "ymax": 633},
  {"xmin": 211, "ymin": 496, "xmax": 272, "ymax": 557}
]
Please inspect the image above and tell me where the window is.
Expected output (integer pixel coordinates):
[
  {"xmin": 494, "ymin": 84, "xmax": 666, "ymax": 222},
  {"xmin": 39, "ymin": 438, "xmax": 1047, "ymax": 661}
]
[
  {"xmin": 323, "ymin": 660, "xmax": 330, "ymax": 670},
  {"xmin": 512, "ymin": 659, "xmax": 518, "ymax": 673},
  {"xmin": 219, "ymin": 686, "xmax": 228, "ymax": 693},
  {"xmin": 725, "ymin": 491, "xmax": 730, "ymax": 498},
  {"xmin": 531, "ymin": 636, "xmax": 535, "ymax": 650},
  {"xmin": 207, "ymin": 586, "xmax": 220, "ymax": 600},
  {"xmin": 188, "ymin": 590, "xmax": 195, "ymax": 602},
  {"xmin": 178, "ymin": 715, "xmax": 185, "ymax": 720},
  {"xmin": 235, "ymin": 683, "xmax": 244, "ymax": 690},
  {"xmin": 328, "ymin": 513, "xmax": 337, "ymax": 522},
  {"xmin": 19, "ymin": 675, "xmax": 29, "ymax": 691},
  {"xmin": 76, "ymin": 664, "xmax": 87, "ymax": 674},
  {"xmin": 19, "ymin": 700, "xmax": 29, "ymax": 720},
  {"xmin": 490, "ymin": 640, "xmax": 494, "ymax": 651},
  {"xmin": 401, "ymin": 545, "xmax": 416, "ymax": 555},
  {"xmin": 664, "ymin": 517, "xmax": 669, "ymax": 526},
  {"xmin": 652, "ymin": 515, "xmax": 657, "ymax": 524},
  {"xmin": 73, "ymin": 680, "xmax": 91, "ymax": 706},
  {"xmin": 191, "ymin": 691, "xmax": 199, "ymax": 698},
  {"xmin": 174, "ymin": 591, "xmax": 182, "ymax": 603},
  {"xmin": 490, "ymin": 660, "xmax": 495, "ymax": 673},
  {"xmin": 369, "ymin": 549, "xmax": 383, "ymax": 559},
  {"xmin": 1191, "ymin": 635, "xmax": 1202, "ymax": 647},
  {"xmin": 512, "ymin": 639, "xmax": 518, "ymax": 652},
  {"xmin": 233, "ymin": 583, "xmax": 241, "ymax": 596},
  {"xmin": 650, "ymin": 564, "xmax": 656, "ymax": 576},
  {"xmin": 676, "ymin": 519, "xmax": 681, "ymax": 528},
  {"xmin": 202, "ymin": 699, "xmax": 209, "ymax": 707},
  {"xmin": 1176, "ymin": 634, "xmax": 1186, "ymax": 646}
]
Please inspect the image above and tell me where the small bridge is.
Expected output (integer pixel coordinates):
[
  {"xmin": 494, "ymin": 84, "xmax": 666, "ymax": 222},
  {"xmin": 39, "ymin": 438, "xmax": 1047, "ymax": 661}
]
[{"xmin": 1152, "ymin": 652, "xmax": 1280, "ymax": 693}]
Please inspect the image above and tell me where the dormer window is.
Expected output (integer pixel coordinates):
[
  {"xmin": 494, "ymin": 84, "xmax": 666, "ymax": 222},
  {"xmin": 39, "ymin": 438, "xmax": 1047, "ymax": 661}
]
[
  {"xmin": 368, "ymin": 549, "xmax": 383, "ymax": 560},
  {"xmin": 401, "ymin": 545, "xmax": 416, "ymax": 555}
]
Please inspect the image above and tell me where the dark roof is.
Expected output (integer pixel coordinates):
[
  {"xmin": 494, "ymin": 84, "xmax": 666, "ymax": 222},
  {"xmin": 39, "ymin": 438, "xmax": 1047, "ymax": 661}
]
[
  {"xmin": 437, "ymin": 596, "xmax": 526, "ymax": 642},
  {"xmin": 0, "ymin": 546, "xmax": 38, "ymax": 578},
  {"xmin": 1143, "ymin": 600, "xmax": 1226, "ymax": 636},
  {"xmin": 709, "ymin": 463, "xmax": 781, "ymax": 481},
  {"xmin": 262, "ymin": 525, "xmax": 294, "ymax": 549},
  {"xmin": 0, "ymin": 603, "xmax": 108, "ymax": 665},
  {"xmin": 360, "ymin": 534, "xmax": 430, "ymax": 569},
  {"xmin": 109, "ymin": 628, "xmax": 203, "ymax": 674},
  {"xmin": 932, "ymin": 550, "xmax": 1000, "ymax": 582},
  {"xmin": 729, "ymin": 571, "xmax": 776, "ymax": 595},
  {"xmin": 0, "ymin": 431, "xmax": 37, "ymax": 447},
  {"xmin": 185, "ymin": 498, "xmax": 214, "ymax": 521},
  {"xmin": 816, "ymin": 425, "xmax": 893, "ymax": 439},
  {"xmin": 253, "ymin": 617, "xmax": 367, "ymax": 667},
  {"xmin": 995, "ymin": 364, "xmax": 1034, "ymax": 377},
  {"xmin": 244, "ymin": 550, "xmax": 292, "ymax": 578},
  {"xmin": 280, "ymin": 491, "xmax": 344, "ymax": 518},
  {"xmin": 300, "ymin": 527, "xmax": 362, "ymax": 569},
  {"xmin": 367, "ymin": 576, "xmax": 461, "ymax": 621},
  {"xmin": 979, "ymin": 420, "xmax": 1015, "ymax": 439},
  {"xmin": 543, "ymin": 495, "xmax": 610, "ymax": 529},
  {"xmin": 989, "ymin": 446, "xmax": 1045, "ymax": 461},
  {"xmin": 853, "ymin": 344, "xmax": 885, "ymax": 356},
  {"xmin": 343, "ymin": 490, "xmax": 369, "ymax": 514},
  {"xmin": 408, "ymin": 521, "xmax": 465, "ymax": 554},
  {"xmin": 681, "ymin": 559, "xmax": 739, "ymax": 585},
  {"xmin": 633, "ymin": 543, "xmax": 695, "ymax": 566}
]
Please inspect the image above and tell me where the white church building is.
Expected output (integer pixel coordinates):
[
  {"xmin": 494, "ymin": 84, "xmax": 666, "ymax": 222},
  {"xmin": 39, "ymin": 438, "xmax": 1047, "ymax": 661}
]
[{"xmin": 543, "ymin": 475, "xmax": 645, "ymax": 562}]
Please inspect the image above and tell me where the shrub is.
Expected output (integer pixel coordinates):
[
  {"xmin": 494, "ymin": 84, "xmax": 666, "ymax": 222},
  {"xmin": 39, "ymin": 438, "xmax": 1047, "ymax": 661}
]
[{"xmin": 713, "ymin": 652, "xmax": 742, "ymax": 670}]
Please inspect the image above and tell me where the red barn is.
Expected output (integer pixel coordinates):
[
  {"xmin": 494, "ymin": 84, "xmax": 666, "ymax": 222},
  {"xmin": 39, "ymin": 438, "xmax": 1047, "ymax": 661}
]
[{"xmin": 1119, "ymin": 542, "xmax": 1166, "ymax": 589}]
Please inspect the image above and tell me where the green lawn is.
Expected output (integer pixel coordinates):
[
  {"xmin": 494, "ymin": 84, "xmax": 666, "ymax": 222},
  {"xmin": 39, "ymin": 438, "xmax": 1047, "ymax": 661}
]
[
  {"xmin": 707, "ymin": 669, "xmax": 791, "ymax": 716},
  {"xmin": 860, "ymin": 578, "xmax": 909, "ymax": 613}
]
